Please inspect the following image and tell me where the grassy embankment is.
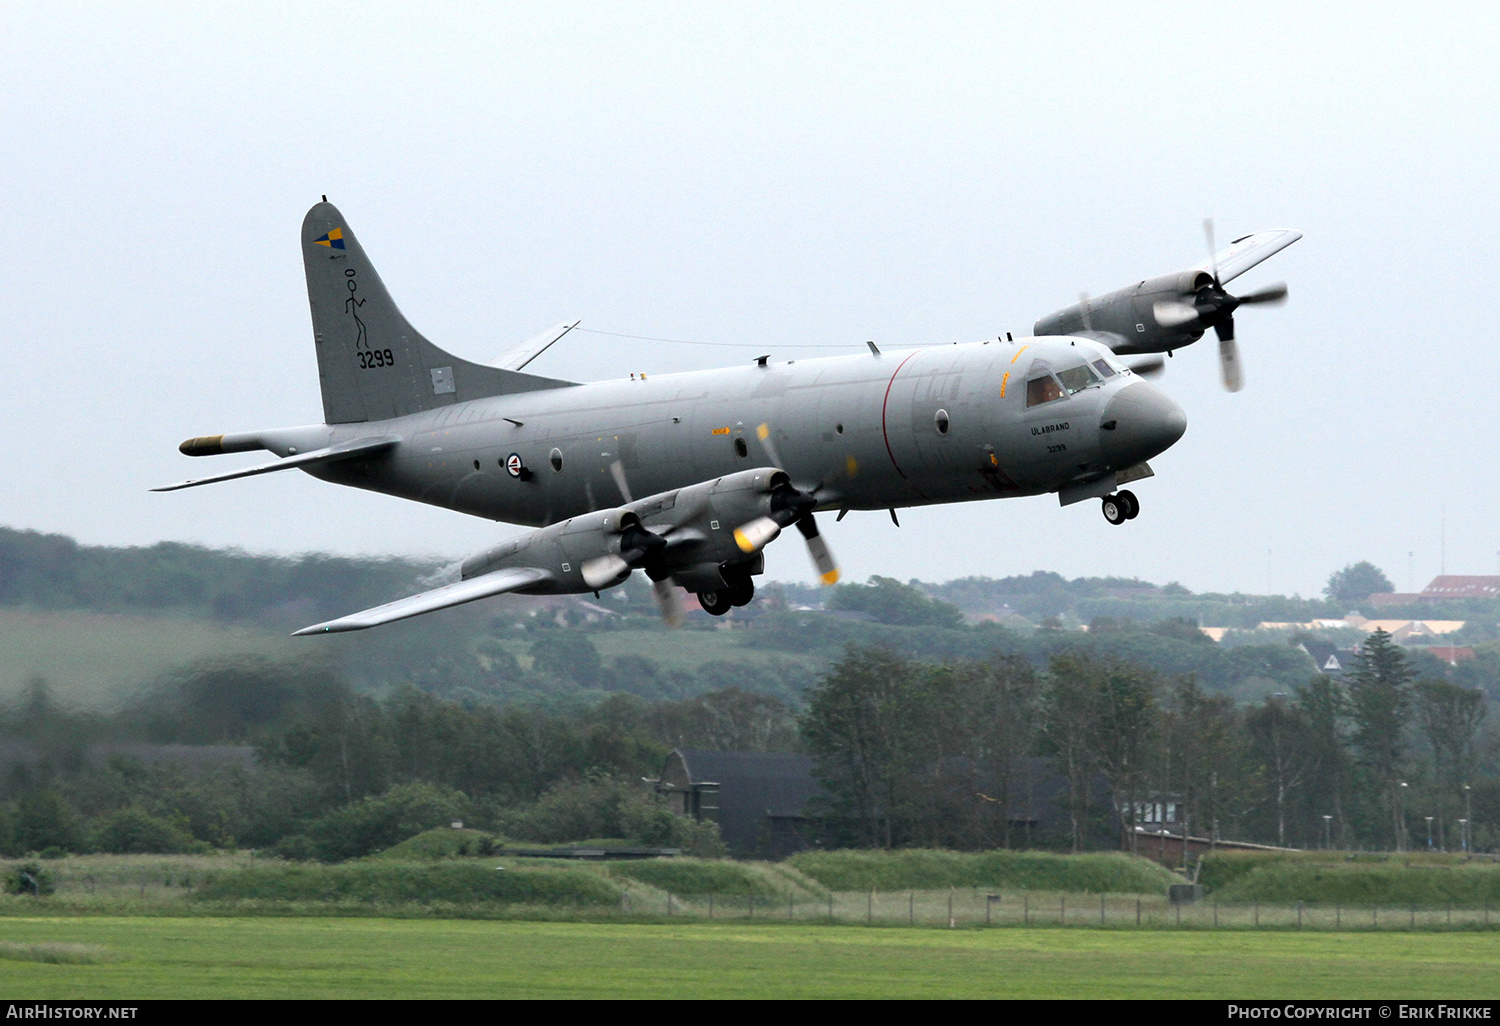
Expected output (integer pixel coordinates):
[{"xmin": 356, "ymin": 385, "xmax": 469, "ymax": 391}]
[
  {"xmin": 3, "ymin": 917, "xmax": 1499, "ymax": 999},
  {"xmin": 11, "ymin": 842, "xmax": 1500, "ymax": 930},
  {"xmin": 1200, "ymin": 850, "xmax": 1500, "ymax": 907}
]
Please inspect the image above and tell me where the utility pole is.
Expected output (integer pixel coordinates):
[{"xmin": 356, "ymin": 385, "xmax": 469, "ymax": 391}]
[
  {"xmin": 1322, "ymin": 815, "xmax": 1333, "ymax": 851},
  {"xmin": 1399, "ymin": 782, "xmax": 1409, "ymax": 853}
]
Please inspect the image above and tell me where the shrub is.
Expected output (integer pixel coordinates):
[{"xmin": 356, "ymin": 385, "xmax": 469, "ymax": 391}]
[
  {"xmin": 90, "ymin": 808, "xmax": 200, "ymax": 854},
  {"xmin": 3, "ymin": 862, "xmax": 56, "ymax": 896},
  {"xmin": 498, "ymin": 774, "xmax": 726, "ymax": 857},
  {"xmin": 13, "ymin": 792, "xmax": 83, "ymax": 854},
  {"xmin": 305, "ymin": 782, "xmax": 469, "ymax": 862},
  {"xmin": 371, "ymin": 827, "xmax": 497, "ymax": 861}
]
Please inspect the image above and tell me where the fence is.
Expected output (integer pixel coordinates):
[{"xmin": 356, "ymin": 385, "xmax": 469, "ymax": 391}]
[{"xmin": 622, "ymin": 887, "xmax": 1500, "ymax": 931}]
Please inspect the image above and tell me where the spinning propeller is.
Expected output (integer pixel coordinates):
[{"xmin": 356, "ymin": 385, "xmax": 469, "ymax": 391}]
[
  {"xmin": 734, "ymin": 424, "xmax": 841, "ymax": 586},
  {"xmin": 1151, "ymin": 219, "xmax": 1289, "ymax": 392}
]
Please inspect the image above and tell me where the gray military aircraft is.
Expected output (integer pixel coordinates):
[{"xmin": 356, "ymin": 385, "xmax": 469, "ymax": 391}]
[{"xmin": 157, "ymin": 202, "xmax": 1297, "ymax": 634}]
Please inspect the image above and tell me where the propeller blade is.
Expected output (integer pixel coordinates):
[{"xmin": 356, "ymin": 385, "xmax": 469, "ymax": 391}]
[
  {"xmin": 581, "ymin": 554, "xmax": 630, "ymax": 590},
  {"xmin": 755, "ymin": 423, "xmax": 784, "ymax": 469},
  {"xmin": 1218, "ymin": 334, "xmax": 1244, "ymax": 392},
  {"xmin": 608, "ymin": 460, "xmax": 633, "ymax": 503},
  {"xmin": 1152, "ymin": 299, "xmax": 1200, "ymax": 328},
  {"xmin": 1078, "ymin": 292, "xmax": 1093, "ymax": 332},
  {"xmin": 1236, "ymin": 281, "xmax": 1288, "ymax": 305},
  {"xmin": 1203, "ymin": 218, "xmax": 1219, "ymax": 284},
  {"xmin": 1123, "ymin": 355, "xmax": 1166, "ymax": 378},
  {"xmin": 733, "ymin": 516, "xmax": 782, "ymax": 554},
  {"xmin": 652, "ymin": 577, "xmax": 685, "ymax": 628},
  {"xmin": 1214, "ymin": 315, "xmax": 1236, "ymax": 344},
  {"xmin": 795, "ymin": 513, "xmax": 841, "ymax": 585}
]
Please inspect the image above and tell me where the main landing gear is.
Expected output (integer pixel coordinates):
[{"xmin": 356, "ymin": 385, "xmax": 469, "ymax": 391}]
[
  {"xmin": 1101, "ymin": 489, "xmax": 1140, "ymax": 526},
  {"xmin": 697, "ymin": 576, "xmax": 755, "ymax": 616}
]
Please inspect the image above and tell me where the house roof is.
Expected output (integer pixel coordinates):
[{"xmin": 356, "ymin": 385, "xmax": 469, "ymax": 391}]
[{"xmin": 1423, "ymin": 576, "xmax": 1500, "ymax": 598}]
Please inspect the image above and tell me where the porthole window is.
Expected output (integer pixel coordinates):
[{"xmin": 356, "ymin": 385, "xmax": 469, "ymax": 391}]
[
  {"xmin": 934, "ymin": 409, "xmax": 950, "ymax": 435},
  {"xmin": 473, "ymin": 459, "xmax": 481, "ymax": 471},
  {"xmin": 835, "ymin": 423, "xmax": 844, "ymax": 434},
  {"xmin": 734, "ymin": 437, "xmax": 749, "ymax": 458},
  {"xmin": 549, "ymin": 448, "xmax": 563, "ymax": 472}
]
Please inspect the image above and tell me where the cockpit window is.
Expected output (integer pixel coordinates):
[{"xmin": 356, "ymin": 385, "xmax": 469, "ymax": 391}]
[
  {"xmin": 1056, "ymin": 363, "xmax": 1102, "ymax": 395},
  {"xmin": 1026, "ymin": 374, "xmax": 1065, "ymax": 407},
  {"xmin": 1091, "ymin": 358, "xmax": 1117, "ymax": 378}
]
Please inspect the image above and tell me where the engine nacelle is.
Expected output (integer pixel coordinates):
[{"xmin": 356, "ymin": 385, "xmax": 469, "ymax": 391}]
[
  {"xmin": 1034, "ymin": 269, "xmax": 1213, "ymax": 355},
  {"xmin": 635, "ymin": 466, "xmax": 789, "ymax": 592},
  {"xmin": 459, "ymin": 507, "xmax": 648, "ymax": 594}
]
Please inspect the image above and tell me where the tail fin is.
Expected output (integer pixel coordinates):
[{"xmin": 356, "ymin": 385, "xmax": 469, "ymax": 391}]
[{"xmin": 302, "ymin": 201, "xmax": 575, "ymax": 424}]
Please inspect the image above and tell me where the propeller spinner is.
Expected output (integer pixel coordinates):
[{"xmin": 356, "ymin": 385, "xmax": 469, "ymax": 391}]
[{"xmin": 1151, "ymin": 219, "xmax": 1288, "ymax": 392}]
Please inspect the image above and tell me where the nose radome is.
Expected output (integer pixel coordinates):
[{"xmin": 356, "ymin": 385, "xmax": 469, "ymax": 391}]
[{"xmin": 1099, "ymin": 382, "xmax": 1187, "ymax": 468}]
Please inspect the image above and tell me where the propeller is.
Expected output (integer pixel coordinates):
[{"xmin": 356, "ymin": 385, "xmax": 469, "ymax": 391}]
[
  {"xmin": 742, "ymin": 423, "xmax": 842, "ymax": 585},
  {"xmin": 652, "ymin": 577, "xmax": 685, "ymax": 628},
  {"xmin": 1149, "ymin": 219, "xmax": 1290, "ymax": 392},
  {"xmin": 584, "ymin": 463, "xmax": 686, "ymax": 625}
]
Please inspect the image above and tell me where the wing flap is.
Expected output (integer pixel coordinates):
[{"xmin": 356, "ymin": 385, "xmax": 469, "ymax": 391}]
[
  {"xmin": 151, "ymin": 437, "xmax": 398, "ymax": 492},
  {"xmin": 293, "ymin": 567, "xmax": 552, "ymax": 635}
]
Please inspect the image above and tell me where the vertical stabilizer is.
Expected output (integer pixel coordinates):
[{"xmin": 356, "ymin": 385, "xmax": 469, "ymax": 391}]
[{"xmin": 302, "ymin": 202, "xmax": 574, "ymax": 424}]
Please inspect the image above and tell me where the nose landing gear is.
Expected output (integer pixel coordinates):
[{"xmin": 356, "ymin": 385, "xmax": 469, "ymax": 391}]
[{"xmin": 1101, "ymin": 489, "xmax": 1139, "ymax": 525}]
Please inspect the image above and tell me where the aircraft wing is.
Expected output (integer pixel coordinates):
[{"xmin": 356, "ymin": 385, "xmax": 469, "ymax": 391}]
[
  {"xmin": 1194, "ymin": 230, "xmax": 1302, "ymax": 285},
  {"xmin": 152, "ymin": 437, "xmax": 398, "ymax": 492},
  {"xmin": 292, "ymin": 566, "xmax": 552, "ymax": 635}
]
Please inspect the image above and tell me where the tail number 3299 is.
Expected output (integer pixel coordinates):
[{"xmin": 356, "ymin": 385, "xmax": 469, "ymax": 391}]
[{"xmin": 359, "ymin": 349, "xmax": 396, "ymax": 369}]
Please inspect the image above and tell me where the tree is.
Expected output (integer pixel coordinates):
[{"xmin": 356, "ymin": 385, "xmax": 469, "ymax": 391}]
[
  {"xmin": 1296, "ymin": 673, "xmax": 1352, "ymax": 846},
  {"xmin": 1163, "ymin": 677, "xmax": 1242, "ymax": 851},
  {"xmin": 1040, "ymin": 652, "xmax": 1159, "ymax": 852},
  {"xmin": 825, "ymin": 577, "xmax": 965, "ymax": 628},
  {"xmin": 949, "ymin": 653, "xmax": 1040, "ymax": 849},
  {"xmin": 1244, "ymin": 696, "xmax": 1315, "ymax": 847},
  {"xmin": 529, "ymin": 634, "xmax": 603, "ymax": 685},
  {"xmin": 1346, "ymin": 629, "xmax": 1415, "ymax": 849},
  {"xmin": 1414, "ymin": 679, "xmax": 1488, "ymax": 850},
  {"xmin": 1325, "ymin": 562, "xmax": 1395, "ymax": 605},
  {"xmin": 801, "ymin": 647, "xmax": 941, "ymax": 847}
]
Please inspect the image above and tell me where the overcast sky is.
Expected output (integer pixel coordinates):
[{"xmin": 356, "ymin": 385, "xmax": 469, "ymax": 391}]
[{"xmin": 3, "ymin": 3, "xmax": 1497, "ymax": 598}]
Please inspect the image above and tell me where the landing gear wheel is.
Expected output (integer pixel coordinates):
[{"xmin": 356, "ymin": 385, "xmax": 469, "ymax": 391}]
[
  {"xmin": 725, "ymin": 577, "xmax": 755, "ymax": 607},
  {"xmin": 1117, "ymin": 489, "xmax": 1140, "ymax": 520},
  {"xmin": 698, "ymin": 590, "xmax": 733, "ymax": 616},
  {"xmin": 1101, "ymin": 495, "xmax": 1128, "ymax": 525}
]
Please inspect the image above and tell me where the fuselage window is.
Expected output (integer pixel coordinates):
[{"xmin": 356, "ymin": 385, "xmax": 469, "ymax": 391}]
[
  {"xmin": 1056, "ymin": 363, "xmax": 1102, "ymax": 395},
  {"xmin": 1026, "ymin": 374, "xmax": 1066, "ymax": 407},
  {"xmin": 934, "ymin": 409, "xmax": 950, "ymax": 434},
  {"xmin": 734, "ymin": 437, "xmax": 749, "ymax": 458}
]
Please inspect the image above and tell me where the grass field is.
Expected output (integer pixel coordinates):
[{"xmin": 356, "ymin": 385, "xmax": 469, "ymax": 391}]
[
  {"xmin": 1, "ymin": 917, "xmax": 1497, "ymax": 999},
  {"xmin": 0, "ymin": 608, "xmax": 296, "ymax": 707}
]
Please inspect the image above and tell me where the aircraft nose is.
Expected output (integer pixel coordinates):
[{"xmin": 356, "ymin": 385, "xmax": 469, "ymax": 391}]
[{"xmin": 1098, "ymin": 382, "xmax": 1187, "ymax": 468}]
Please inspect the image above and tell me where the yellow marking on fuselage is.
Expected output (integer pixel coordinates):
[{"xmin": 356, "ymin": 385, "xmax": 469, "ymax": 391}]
[
  {"xmin": 1000, "ymin": 370, "xmax": 1010, "ymax": 397},
  {"xmin": 712, "ymin": 427, "xmax": 730, "ymax": 435},
  {"xmin": 1009, "ymin": 344, "xmax": 1029, "ymax": 364}
]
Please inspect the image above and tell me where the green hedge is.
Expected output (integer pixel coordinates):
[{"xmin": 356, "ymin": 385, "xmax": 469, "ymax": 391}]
[
  {"xmin": 194, "ymin": 862, "xmax": 621, "ymax": 907},
  {"xmin": 786, "ymin": 849, "xmax": 1176, "ymax": 893}
]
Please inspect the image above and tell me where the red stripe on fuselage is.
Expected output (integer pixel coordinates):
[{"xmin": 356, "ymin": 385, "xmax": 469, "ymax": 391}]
[{"xmin": 879, "ymin": 349, "xmax": 928, "ymax": 500}]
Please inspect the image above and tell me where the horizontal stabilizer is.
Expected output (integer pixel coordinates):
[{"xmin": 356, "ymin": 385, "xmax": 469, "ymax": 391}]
[
  {"xmin": 491, "ymin": 321, "xmax": 579, "ymax": 372},
  {"xmin": 151, "ymin": 437, "xmax": 397, "ymax": 492},
  {"xmin": 293, "ymin": 566, "xmax": 551, "ymax": 635}
]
